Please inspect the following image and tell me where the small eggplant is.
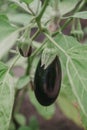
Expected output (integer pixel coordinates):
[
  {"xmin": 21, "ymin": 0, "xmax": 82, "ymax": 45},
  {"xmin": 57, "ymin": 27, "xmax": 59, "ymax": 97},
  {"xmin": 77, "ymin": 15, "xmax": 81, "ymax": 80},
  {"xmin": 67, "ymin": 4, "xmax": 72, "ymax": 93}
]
[
  {"xmin": 18, "ymin": 41, "xmax": 32, "ymax": 57},
  {"xmin": 34, "ymin": 56, "xmax": 62, "ymax": 106}
]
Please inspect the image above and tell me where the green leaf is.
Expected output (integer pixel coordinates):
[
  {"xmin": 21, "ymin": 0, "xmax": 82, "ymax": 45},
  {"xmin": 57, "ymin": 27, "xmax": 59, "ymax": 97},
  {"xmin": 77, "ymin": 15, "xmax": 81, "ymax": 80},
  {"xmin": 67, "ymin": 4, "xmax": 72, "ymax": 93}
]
[
  {"xmin": 55, "ymin": 34, "xmax": 78, "ymax": 51},
  {"xmin": 14, "ymin": 113, "xmax": 26, "ymax": 126},
  {"xmin": 29, "ymin": 116, "xmax": 39, "ymax": 130},
  {"xmin": 0, "ymin": 61, "xmax": 8, "ymax": 80},
  {"xmin": 7, "ymin": 54, "xmax": 26, "ymax": 67},
  {"xmin": 66, "ymin": 45, "xmax": 87, "ymax": 116},
  {"xmin": 58, "ymin": 74, "xmax": 81, "ymax": 125},
  {"xmin": 20, "ymin": 0, "xmax": 33, "ymax": 4},
  {"xmin": 42, "ymin": 0, "xmax": 81, "ymax": 25},
  {"xmin": 48, "ymin": 34, "xmax": 87, "ymax": 127},
  {"xmin": 58, "ymin": 94, "xmax": 81, "ymax": 125},
  {"xmin": 42, "ymin": 5, "xmax": 54, "ymax": 25},
  {"xmin": 8, "ymin": 13, "xmax": 33, "ymax": 26},
  {"xmin": 80, "ymin": 110, "xmax": 87, "ymax": 129},
  {"xmin": 0, "ymin": 62, "xmax": 15, "ymax": 130},
  {"xmin": 54, "ymin": 34, "xmax": 79, "ymax": 65},
  {"xmin": 0, "ymin": 61, "xmax": 8, "ymax": 70},
  {"xmin": 16, "ymin": 76, "xmax": 30, "ymax": 89},
  {"xmin": 0, "ymin": 32, "xmax": 18, "ymax": 59},
  {"xmin": 10, "ymin": 0, "xmax": 30, "ymax": 13},
  {"xmin": 0, "ymin": 14, "xmax": 9, "ymax": 21},
  {"xmin": 28, "ymin": 90, "xmax": 55, "ymax": 119},
  {"xmin": 59, "ymin": 0, "xmax": 80, "ymax": 16},
  {"xmin": 18, "ymin": 126, "xmax": 31, "ymax": 130},
  {"xmin": 9, "ymin": 121, "xmax": 16, "ymax": 130},
  {"xmin": 72, "ymin": 11, "xmax": 87, "ymax": 19},
  {"xmin": 0, "ymin": 16, "xmax": 18, "ymax": 58},
  {"xmin": 0, "ymin": 16, "xmax": 17, "ymax": 41},
  {"xmin": 10, "ymin": 0, "xmax": 41, "ymax": 14}
]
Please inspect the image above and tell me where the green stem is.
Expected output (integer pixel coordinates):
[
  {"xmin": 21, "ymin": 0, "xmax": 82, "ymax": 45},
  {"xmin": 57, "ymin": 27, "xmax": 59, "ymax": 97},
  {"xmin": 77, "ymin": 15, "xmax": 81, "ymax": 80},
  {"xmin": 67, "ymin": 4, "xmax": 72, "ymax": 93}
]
[
  {"xmin": 61, "ymin": 18, "xmax": 72, "ymax": 31},
  {"xmin": 12, "ymin": 19, "xmax": 41, "ymax": 120},
  {"xmin": 52, "ymin": 18, "xmax": 72, "ymax": 37},
  {"xmin": 31, "ymin": 40, "xmax": 46, "ymax": 59},
  {"xmin": 17, "ymin": 18, "xmax": 35, "ymax": 33},
  {"xmin": 26, "ymin": 40, "xmax": 46, "ymax": 76},
  {"xmin": 75, "ymin": 0, "xmax": 85, "ymax": 12},
  {"xmin": 27, "ymin": 4, "xmax": 35, "ymax": 16},
  {"xmin": 44, "ymin": 32, "xmax": 68, "ymax": 57},
  {"xmin": 31, "ymin": 29, "xmax": 40, "ymax": 40},
  {"xmin": 8, "ymin": 54, "xmax": 20, "ymax": 72},
  {"xmin": 53, "ymin": 0, "xmax": 85, "ymax": 37},
  {"xmin": 26, "ymin": 29, "xmax": 41, "ymax": 75},
  {"xmin": 26, "ymin": 34, "xmax": 47, "ymax": 75},
  {"xmin": 36, "ymin": 0, "xmax": 50, "ymax": 21},
  {"xmin": 36, "ymin": 0, "xmax": 50, "ymax": 30}
]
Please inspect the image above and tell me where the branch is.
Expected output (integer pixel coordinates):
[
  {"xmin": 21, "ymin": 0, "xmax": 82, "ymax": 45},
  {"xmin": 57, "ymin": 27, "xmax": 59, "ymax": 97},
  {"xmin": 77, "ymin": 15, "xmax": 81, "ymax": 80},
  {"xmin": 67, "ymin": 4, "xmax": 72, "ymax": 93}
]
[
  {"xmin": 36, "ymin": 0, "xmax": 50, "ymax": 30},
  {"xmin": 36, "ymin": 0, "xmax": 50, "ymax": 21}
]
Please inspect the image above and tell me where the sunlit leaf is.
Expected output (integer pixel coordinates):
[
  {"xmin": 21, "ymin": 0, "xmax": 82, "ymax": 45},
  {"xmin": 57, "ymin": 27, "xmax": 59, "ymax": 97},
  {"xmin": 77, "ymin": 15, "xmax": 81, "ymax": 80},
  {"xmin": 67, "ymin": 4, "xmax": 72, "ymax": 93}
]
[
  {"xmin": 0, "ymin": 61, "xmax": 8, "ymax": 80},
  {"xmin": 0, "ymin": 16, "xmax": 17, "ymax": 41},
  {"xmin": 59, "ymin": 0, "xmax": 80, "ymax": 15},
  {"xmin": 16, "ymin": 76, "xmax": 30, "ymax": 89},
  {"xmin": 0, "ymin": 62, "xmax": 15, "ymax": 130},
  {"xmin": 10, "ymin": 0, "xmax": 41, "ymax": 14},
  {"xmin": 14, "ymin": 113, "xmax": 26, "ymax": 126},
  {"xmin": 0, "ymin": 32, "xmax": 18, "ymax": 59},
  {"xmin": 72, "ymin": 11, "xmax": 87, "ymax": 19},
  {"xmin": 52, "ymin": 34, "xmax": 87, "ymax": 124},
  {"xmin": 8, "ymin": 13, "xmax": 32, "ymax": 26},
  {"xmin": 10, "ymin": 0, "xmax": 30, "ymax": 13},
  {"xmin": 0, "ymin": 16, "xmax": 18, "ymax": 59},
  {"xmin": 66, "ymin": 45, "xmax": 87, "ymax": 116},
  {"xmin": 58, "ymin": 94, "xmax": 81, "ymax": 125}
]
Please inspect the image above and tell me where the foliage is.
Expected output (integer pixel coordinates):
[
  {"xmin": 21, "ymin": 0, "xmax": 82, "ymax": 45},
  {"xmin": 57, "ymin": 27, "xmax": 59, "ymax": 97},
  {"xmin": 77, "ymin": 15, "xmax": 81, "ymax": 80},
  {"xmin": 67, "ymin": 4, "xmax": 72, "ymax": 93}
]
[{"xmin": 0, "ymin": 0, "xmax": 87, "ymax": 130}]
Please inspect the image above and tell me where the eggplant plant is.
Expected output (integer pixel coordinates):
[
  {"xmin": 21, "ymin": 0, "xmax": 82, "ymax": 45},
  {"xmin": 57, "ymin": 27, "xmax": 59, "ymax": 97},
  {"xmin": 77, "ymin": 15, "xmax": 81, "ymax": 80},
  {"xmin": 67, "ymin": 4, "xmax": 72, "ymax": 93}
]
[{"xmin": 0, "ymin": 0, "xmax": 87, "ymax": 130}]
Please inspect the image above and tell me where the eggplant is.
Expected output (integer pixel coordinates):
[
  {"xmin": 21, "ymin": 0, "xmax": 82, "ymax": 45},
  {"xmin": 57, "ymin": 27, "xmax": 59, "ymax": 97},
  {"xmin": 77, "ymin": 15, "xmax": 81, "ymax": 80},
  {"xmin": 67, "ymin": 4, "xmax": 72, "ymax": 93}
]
[
  {"xmin": 18, "ymin": 41, "xmax": 32, "ymax": 57},
  {"xmin": 34, "ymin": 56, "xmax": 62, "ymax": 106}
]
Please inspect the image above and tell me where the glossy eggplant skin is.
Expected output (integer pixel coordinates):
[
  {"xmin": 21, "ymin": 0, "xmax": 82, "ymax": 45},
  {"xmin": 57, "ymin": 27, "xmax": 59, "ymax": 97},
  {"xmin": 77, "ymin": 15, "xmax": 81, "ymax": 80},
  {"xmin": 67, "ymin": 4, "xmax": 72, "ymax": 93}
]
[{"xmin": 34, "ymin": 56, "xmax": 62, "ymax": 106}]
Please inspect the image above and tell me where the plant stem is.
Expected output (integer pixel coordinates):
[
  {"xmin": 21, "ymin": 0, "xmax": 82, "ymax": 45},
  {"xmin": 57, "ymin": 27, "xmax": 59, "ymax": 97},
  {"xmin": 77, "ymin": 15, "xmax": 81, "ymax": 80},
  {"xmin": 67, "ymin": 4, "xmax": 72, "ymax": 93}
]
[
  {"xmin": 53, "ymin": 0, "xmax": 86, "ymax": 36},
  {"xmin": 31, "ymin": 29, "xmax": 40, "ymax": 41},
  {"xmin": 36, "ymin": 0, "xmax": 50, "ymax": 21},
  {"xmin": 44, "ymin": 32, "xmax": 68, "ymax": 57},
  {"xmin": 31, "ymin": 40, "xmax": 46, "ymax": 59},
  {"xmin": 17, "ymin": 18, "xmax": 35, "ymax": 33},
  {"xmin": 75, "ymin": 0, "xmax": 85, "ymax": 12},
  {"xmin": 26, "ymin": 29, "xmax": 40, "ymax": 75},
  {"xmin": 27, "ymin": 4, "xmax": 35, "ymax": 16},
  {"xmin": 26, "ymin": 38, "xmax": 46, "ymax": 75},
  {"xmin": 8, "ymin": 54, "xmax": 20, "ymax": 72},
  {"xmin": 36, "ymin": 0, "xmax": 50, "ymax": 30}
]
